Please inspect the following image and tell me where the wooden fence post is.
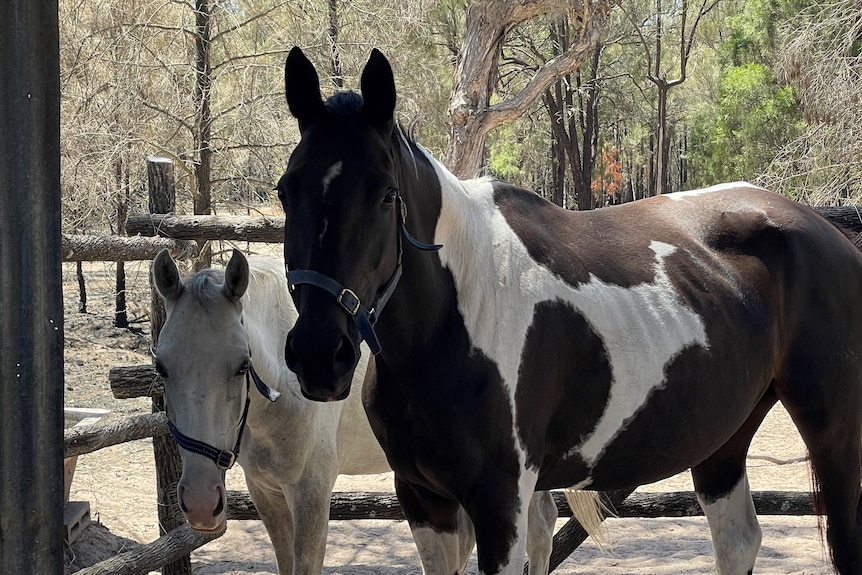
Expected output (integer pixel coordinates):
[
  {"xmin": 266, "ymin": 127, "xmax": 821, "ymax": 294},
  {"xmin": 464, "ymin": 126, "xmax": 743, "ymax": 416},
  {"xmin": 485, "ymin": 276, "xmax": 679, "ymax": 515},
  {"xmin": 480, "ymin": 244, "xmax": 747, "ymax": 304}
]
[{"xmin": 147, "ymin": 156, "xmax": 192, "ymax": 575}]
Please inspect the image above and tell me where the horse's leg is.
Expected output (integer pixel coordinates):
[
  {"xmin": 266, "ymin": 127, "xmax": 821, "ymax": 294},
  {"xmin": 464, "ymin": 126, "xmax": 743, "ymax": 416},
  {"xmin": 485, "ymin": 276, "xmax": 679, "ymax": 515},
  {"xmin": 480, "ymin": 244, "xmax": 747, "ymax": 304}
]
[
  {"xmin": 455, "ymin": 504, "xmax": 477, "ymax": 573},
  {"xmin": 467, "ymin": 471, "xmax": 537, "ymax": 575},
  {"xmin": 246, "ymin": 478, "xmax": 295, "ymax": 574},
  {"xmin": 690, "ymin": 387, "xmax": 777, "ymax": 575},
  {"xmin": 777, "ymin": 362, "xmax": 862, "ymax": 574},
  {"xmin": 396, "ymin": 477, "xmax": 470, "ymax": 574},
  {"xmin": 289, "ymin": 470, "xmax": 338, "ymax": 575},
  {"xmin": 525, "ymin": 491, "xmax": 557, "ymax": 575}
]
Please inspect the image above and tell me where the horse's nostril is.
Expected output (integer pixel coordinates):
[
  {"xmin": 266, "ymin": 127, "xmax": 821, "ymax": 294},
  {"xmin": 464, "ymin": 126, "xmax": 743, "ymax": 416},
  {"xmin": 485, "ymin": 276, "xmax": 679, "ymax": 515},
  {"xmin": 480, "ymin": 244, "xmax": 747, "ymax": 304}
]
[
  {"xmin": 178, "ymin": 485, "xmax": 189, "ymax": 514},
  {"xmin": 333, "ymin": 335, "xmax": 356, "ymax": 376},
  {"xmin": 213, "ymin": 485, "xmax": 225, "ymax": 517},
  {"xmin": 284, "ymin": 333, "xmax": 303, "ymax": 375}
]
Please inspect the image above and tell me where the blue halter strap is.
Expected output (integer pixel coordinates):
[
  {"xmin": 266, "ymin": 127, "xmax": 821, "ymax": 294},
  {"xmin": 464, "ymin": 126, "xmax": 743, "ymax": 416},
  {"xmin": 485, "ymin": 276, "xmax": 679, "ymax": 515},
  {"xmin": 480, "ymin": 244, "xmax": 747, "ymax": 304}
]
[
  {"xmin": 167, "ymin": 361, "xmax": 280, "ymax": 470},
  {"xmin": 286, "ymin": 192, "xmax": 441, "ymax": 355}
]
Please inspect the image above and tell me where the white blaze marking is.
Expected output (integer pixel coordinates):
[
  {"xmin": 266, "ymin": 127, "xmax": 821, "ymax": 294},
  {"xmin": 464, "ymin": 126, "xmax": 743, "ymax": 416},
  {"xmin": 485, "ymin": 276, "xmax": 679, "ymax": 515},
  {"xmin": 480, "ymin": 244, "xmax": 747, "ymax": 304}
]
[
  {"xmin": 321, "ymin": 161, "xmax": 343, "ymax": 195},
  {"xmin": 666, "ymin": 181, "xmax": 767, "ymax": 201},
  {"xmin": 697, "ymin": 471, "xmax": 761, "ymax": 574},
  {"xmin": 317, "ymin": 162, "xmax": 342, "ymax": 246},
  {"xmin": 426, "ymin": 153, "xmax": 710, "ymax": 481}
]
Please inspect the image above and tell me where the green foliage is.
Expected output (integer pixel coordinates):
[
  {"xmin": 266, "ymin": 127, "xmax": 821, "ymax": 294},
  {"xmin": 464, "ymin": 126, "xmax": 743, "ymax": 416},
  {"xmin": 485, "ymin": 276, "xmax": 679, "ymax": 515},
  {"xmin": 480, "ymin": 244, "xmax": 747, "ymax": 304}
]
[
  {"xmin": 688, "ymin": 63, "xmax": 802, "ymax": 186},
  {"xmin": 487, "ymin": 123, "xmax": 526, "ymax": 181}
]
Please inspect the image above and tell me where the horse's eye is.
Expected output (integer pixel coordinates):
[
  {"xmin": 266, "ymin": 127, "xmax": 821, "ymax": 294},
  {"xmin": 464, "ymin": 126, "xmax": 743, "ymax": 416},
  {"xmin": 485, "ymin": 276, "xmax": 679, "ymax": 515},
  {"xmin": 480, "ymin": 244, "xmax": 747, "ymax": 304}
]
[
  {"xmin": 154, "ymin": 360, "xmax": 168, "ymax": 379},
  {"xmin": 236, "ymin": 360, "xmax": 250, "ymax": 376},
  {"xmin": 382, "ymin": 188, "xmax": 398, "ymax": 206}
]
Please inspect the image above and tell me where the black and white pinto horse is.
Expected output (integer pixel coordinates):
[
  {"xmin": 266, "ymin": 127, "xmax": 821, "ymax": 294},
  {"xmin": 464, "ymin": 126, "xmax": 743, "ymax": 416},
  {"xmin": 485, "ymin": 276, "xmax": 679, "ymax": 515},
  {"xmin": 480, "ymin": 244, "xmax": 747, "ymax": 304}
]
[{"xmin": 278, "ymin": 47, "xmax": 862, "ymax": 574}]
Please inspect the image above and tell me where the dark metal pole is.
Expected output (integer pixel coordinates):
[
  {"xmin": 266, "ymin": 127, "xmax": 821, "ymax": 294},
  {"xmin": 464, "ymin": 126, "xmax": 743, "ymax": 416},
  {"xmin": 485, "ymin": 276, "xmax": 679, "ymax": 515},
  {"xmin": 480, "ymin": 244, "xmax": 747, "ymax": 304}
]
[{"xmin": 0, "ymin": 0, "xmax": 64, "ymax": 573}]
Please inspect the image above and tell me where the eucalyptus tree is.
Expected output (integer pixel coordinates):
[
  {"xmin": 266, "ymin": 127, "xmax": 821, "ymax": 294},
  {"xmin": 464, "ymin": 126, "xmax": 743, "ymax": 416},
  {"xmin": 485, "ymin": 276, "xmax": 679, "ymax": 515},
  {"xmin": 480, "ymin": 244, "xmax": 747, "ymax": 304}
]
[
  {"xmin": 445, "ymin": 0, "xmax": 614, "ymax": 178},
  {"xmin": 623, "ymin": 0, "xmax": 720, "ymax": 194}
]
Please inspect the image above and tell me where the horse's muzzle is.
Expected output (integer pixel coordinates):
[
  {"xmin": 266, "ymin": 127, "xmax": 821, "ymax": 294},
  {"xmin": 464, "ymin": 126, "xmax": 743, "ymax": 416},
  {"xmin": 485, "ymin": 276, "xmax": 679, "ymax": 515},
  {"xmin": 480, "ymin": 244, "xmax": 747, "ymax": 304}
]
[
  {"xmin": 284, "ymin": 327, "xmax": 358, "ymax": 401},
  {"xmin": 177, "ymin": 480, "xmax": 228, "ymax": 533}
]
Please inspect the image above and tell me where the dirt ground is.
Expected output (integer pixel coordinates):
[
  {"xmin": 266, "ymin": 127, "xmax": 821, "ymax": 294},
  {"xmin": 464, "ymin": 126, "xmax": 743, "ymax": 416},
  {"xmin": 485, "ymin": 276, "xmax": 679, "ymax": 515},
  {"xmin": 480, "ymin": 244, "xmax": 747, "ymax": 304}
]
[{"xmin": 62, "ymin": 256, "xmax": 837, "ymax": 574}]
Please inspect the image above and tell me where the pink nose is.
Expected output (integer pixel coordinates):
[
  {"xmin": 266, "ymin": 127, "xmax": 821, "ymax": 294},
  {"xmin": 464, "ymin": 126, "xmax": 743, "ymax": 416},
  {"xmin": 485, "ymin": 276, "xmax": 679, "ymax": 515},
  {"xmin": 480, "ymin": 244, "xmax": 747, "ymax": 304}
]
[{"xmin": 178, "ymin": 482, "xmax": 227, "ymax": 532}]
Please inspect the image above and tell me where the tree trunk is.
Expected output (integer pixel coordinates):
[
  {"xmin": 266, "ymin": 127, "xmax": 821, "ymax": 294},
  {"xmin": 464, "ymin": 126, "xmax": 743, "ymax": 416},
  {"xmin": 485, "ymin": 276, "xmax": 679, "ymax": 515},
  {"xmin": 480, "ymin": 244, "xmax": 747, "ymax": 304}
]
[
  {"xmin": 194, "ymin": 0, "xmax": 213, "ymax": 219},
  {"xmin": 114, "ymin": 150, "xmax": 129, "ymax": 328},
  {"xmin": 76, "ymin": 261, "xmax": 87, "ymax": 313},
  {"xmin": 328, "ymin": 0, "xmax": 343, "ymax": 89},
  {"xmin": 655, "ymin": 82, "xmax": 669, "ymax": 194},
  {"xmin": 446, "ymin": 0, "xmax": 611, "ymax": 178}
]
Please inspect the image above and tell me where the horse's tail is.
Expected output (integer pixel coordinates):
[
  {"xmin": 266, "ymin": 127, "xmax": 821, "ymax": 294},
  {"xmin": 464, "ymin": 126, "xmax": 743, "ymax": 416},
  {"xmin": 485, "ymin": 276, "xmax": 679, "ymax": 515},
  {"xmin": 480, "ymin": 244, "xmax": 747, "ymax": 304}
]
[
  {"xmin": 816, "ymin": 206, "xmax": 862, "ymax": 253},
  {"xmin": 806, "ymin": 456, "xmax": 832, "ymax": 564},
  {"xmin": 563, "ymin": 489, "xmax": 613, "ymax": 551}
]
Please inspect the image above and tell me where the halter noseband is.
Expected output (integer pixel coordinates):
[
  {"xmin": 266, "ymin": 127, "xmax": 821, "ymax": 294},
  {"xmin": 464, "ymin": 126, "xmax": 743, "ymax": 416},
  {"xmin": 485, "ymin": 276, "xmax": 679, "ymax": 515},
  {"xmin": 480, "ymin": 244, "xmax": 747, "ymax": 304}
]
[
  {"xmin": 167, "ymin": 359, "xmax": 280, "ymax": 470},
  {"xmin": 286, "ymin": 193, "xmax": 441, "ymax": 355}
]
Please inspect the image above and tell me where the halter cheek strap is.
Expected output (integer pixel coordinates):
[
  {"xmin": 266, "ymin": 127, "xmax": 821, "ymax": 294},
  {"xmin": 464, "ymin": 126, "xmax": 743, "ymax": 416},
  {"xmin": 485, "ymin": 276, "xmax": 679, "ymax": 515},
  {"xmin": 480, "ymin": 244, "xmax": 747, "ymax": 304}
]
[
  {"xmin": 167, "ymin": 362, "xmax": 280, "ymax": 470},
  {"xmin": 286, "ymin": 193, "xmax": 441, "ymax": 355}
]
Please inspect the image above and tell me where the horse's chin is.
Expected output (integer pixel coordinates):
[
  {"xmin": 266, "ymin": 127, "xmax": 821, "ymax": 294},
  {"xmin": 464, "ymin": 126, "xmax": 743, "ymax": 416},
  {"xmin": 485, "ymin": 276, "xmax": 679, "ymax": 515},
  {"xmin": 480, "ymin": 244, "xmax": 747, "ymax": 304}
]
[
  {"xmin": 188, "ymin": 516, "xmax": 228, "ymax": 534},
  {"xmin": 299, "ymin": 380, "xmax": 352, "ymax": 402}
]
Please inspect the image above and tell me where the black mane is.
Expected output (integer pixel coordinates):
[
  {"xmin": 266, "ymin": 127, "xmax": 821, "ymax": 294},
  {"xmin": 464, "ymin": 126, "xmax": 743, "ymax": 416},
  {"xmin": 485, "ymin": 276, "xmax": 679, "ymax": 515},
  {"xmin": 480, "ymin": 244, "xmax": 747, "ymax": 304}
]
[{"xmin": 324, "ymin": 91, "xmax": 364, "ymax": 117}]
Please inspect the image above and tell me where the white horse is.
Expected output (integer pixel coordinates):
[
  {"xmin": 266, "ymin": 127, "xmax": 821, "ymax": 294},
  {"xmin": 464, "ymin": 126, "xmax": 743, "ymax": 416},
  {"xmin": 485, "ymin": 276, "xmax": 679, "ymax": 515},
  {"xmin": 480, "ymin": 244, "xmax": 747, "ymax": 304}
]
[
  {"xmin": 152, "ymin": 249, "xmax": 596, "ymax": 574},
  {"xmin": 153, "ymin": 249, "xmax": 389, "ymax": 573}
]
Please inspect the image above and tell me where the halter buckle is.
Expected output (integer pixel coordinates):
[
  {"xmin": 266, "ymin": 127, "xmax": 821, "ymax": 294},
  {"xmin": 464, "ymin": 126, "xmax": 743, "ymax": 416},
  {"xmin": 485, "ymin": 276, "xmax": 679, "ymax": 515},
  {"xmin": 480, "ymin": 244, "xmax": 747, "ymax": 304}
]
[
  {"xmin": 337, "ymin": 288, "xmax": 361, "ymax": 316},
  {"xmin": 215, "ymin": 450, "xmax": 237, "ymax": 470}
]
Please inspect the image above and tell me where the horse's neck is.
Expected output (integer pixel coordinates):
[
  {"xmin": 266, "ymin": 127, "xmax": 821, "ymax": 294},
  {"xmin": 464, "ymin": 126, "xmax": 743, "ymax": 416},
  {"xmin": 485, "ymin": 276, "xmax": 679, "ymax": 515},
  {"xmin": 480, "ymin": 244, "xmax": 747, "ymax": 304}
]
[
  {"xmin": 240, "ymin": 260, "xmax": 297, "ymax": 396},
  {"xmin": 422, "ymin": 154, "xmax": 498, "ymax": 307},
  {"xmin": 380, "ymin": 151, "xmax": 496, "ymax": 368}
]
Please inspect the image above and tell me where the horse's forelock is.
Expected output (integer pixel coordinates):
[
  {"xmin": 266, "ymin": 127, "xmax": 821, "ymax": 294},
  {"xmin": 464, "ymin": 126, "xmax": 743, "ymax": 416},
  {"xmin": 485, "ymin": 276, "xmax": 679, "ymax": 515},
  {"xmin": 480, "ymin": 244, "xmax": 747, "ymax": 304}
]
[
  {"xmin": 183, "ymin": 269, "xmax": 230, "ymax": 307},
  {"xmin": 324, "ymin": 91, "xmax": 364, "ymax": 117}
]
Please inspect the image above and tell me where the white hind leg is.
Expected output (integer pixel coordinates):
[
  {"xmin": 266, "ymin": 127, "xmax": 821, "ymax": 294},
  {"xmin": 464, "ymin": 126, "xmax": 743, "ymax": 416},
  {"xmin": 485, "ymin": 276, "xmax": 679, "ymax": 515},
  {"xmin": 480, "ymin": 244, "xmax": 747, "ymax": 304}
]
[
  {"xmin": 525, "ymin": 491, "xmax": 557, "ymax": 575},
  {"xmin": 696, "ymin": 470, "xmax": 761, "ymax": 575},
  {"xmin": 411, "ymin": 513, "xmax": 474, "ymax": 575}
]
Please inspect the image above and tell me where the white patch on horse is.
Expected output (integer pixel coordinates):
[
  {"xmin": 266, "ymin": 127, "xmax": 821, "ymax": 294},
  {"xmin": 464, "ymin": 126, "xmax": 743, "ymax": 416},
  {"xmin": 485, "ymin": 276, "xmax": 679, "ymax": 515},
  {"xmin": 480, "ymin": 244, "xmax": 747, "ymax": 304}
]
[
  {"xmin": 697, "ymin": 471, "xmax": 761, "ymax": 574},
  {"xmin": 426, "ymin": 153, "xmax": 709, "ymax": 480},
  {"xmin": 573, "ymin": 241, "xmax": 708, "ymax": 466},
  {"xmin": 666, "ymin": 181, "xmax": 767, "ymax": 201},
  {"xmin": 409, "ymin": 526, "xmax": 468, "ymax": 574},
  {"xmin": 317, "ymin": 161, "xmax": 342, "ymax": 246},
  {"xmin": 321, "ymin": 161, "xmax": 343, "ymax": 195}
]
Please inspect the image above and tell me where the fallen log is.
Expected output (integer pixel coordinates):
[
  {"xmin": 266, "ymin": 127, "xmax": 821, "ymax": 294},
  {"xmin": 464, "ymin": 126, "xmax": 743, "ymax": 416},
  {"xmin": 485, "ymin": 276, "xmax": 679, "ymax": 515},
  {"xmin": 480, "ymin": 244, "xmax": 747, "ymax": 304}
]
[
  {"xmin": 124, "ymin": 206, "xmax": 862, "ymax": 246},
  {"xmin": 64, "ymin": 412, "xmax": 169, "ymax": 458},
  {"xmin": 217, "ymin": 489, "xmax": 818, "ymax": 522},
  {"xmin": 125, "ymin": 213, "xmax": 284, "ymax": 242},
  {"xmin": 69, "ymin": 523, "xmax": 221, "ymax": 575},
  {"xmin": 109, "ymin": 365, "xmax": 163, "ymax": 399},
  {"xmin": 62, "ymin": 234, "xmax": 198, "ymax": 262}
]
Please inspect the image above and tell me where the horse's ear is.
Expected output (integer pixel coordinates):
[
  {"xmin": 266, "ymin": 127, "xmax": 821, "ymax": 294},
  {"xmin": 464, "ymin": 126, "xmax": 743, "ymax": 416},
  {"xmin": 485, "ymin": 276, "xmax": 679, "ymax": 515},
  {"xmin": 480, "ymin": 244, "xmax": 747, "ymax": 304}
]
[
  {"xmin": 360, "ymin": 48, "xmax": 396, "ymax": 130},
  {"xmin": 285, "ymin": 46, "xmax": 325, "ymax": 131},
  {"xmin": 223, "ymin": 250, "xmax": 250, "ymax": 302},
  {"xmin": 153, "ymin": 249, "xmax": 183, "ymax": 302}
]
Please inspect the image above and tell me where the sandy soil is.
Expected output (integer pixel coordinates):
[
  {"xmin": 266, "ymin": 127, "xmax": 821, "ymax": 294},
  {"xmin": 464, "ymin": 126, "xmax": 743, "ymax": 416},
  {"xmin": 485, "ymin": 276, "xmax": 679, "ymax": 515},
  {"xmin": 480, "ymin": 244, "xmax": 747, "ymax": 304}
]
[{"xmin": 62, "ymin": 258, "xmax": 837, "ymax": 574}]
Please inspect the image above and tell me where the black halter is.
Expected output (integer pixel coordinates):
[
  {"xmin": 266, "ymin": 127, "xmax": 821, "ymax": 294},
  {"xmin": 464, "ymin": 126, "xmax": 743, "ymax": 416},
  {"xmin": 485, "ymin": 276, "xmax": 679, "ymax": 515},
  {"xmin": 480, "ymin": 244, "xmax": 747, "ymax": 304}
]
[
  {"xmin": 167, "ymin": 361, "xmax": 280, "ymax": 470},
  {"xmin": 287, "ymin": 192, "xmax": 441, "ymax": 355}
]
